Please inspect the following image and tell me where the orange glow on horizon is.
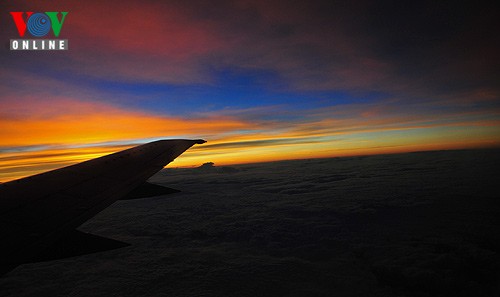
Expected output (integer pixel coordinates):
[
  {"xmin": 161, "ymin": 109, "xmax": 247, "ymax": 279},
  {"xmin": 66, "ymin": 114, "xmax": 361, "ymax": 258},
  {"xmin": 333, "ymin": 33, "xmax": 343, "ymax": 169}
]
[
  {"xmin": 1, "ymin": 131, "xmax": 499, "ymax": 183},
  {"xmin": 1, "ymin": 98, "xmax": 499, "ymax": 183},
  {"xmin": 0, "ymin": 98, "xmax": 248, "ymax": 147}
]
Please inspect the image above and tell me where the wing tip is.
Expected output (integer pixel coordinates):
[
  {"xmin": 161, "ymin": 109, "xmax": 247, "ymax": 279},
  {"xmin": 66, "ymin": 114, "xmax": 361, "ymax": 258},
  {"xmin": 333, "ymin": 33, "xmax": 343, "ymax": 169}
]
[{"xmin": 194, "ymin": 139, "xmax": 207, "ymax": 144}]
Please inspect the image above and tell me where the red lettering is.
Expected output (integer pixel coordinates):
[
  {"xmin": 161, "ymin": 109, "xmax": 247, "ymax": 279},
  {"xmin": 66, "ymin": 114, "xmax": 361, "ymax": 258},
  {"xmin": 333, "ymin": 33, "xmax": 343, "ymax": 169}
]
[{"xmin": 10, "ymin": 12, "xmax": 34, "ymax": 37}]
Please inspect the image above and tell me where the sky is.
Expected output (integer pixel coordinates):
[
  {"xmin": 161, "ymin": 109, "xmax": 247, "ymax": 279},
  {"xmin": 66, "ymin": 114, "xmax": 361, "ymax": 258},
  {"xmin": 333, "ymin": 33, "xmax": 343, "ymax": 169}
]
[{"xmin": 1, "ymin": 0, "xmax": 499, "ymax": 182}]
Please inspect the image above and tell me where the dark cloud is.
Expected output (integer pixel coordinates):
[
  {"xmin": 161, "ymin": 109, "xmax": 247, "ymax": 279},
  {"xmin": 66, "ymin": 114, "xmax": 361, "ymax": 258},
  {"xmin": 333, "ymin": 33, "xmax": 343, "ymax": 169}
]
[
  {"xmin": 2, "ymin": 0, "xmax": 498, "ymax": 101},
  {"xmin": 196, "ymin": 137, "xmax": 331, "ymax": 150},
  {"xmin": 362, "ymin": 1, "xmax": 500, "ymax": 97},
  {"xmin": 1, "ymin": 149, "xmax": 499, "ymax": 296},
  {"xmin": 163, "ymin": 0, "xmax": 500, "ymax": 100}
]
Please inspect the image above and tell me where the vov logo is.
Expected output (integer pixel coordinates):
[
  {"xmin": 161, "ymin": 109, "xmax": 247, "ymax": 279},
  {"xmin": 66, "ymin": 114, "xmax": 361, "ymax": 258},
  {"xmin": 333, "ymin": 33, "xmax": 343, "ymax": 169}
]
[{"xmin": 10, "ymin": 12, "xmax": 69, "ymax": 51}]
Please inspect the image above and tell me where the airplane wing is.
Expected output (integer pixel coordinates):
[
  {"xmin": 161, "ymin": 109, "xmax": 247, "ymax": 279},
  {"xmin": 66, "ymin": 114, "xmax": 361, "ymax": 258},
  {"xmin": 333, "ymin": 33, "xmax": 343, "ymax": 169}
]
[{"xmin": 0, "ymin": 139, "xmax": 205, "ymax": 275}]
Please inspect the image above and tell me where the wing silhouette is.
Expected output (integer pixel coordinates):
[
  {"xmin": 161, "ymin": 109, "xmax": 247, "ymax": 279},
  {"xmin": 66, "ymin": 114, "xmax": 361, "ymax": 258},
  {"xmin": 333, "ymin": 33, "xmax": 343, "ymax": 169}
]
[{"xmin": 0, "ymin": 139, "xmax": 205, "ymax": 275}]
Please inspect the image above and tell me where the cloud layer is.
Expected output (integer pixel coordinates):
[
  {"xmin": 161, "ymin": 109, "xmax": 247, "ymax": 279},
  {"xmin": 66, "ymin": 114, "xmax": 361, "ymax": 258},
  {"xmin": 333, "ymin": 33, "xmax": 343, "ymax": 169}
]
[{"xmin": 1, "ymin": 150, "xmax": 499, "ymax": 296}]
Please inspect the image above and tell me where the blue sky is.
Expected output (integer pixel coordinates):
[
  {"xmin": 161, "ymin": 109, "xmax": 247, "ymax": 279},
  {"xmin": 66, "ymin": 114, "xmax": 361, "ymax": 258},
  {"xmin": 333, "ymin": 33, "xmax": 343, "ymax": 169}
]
[{"xmin": 0, "ymin": 0, "xmax": 499, "ymax": 181}]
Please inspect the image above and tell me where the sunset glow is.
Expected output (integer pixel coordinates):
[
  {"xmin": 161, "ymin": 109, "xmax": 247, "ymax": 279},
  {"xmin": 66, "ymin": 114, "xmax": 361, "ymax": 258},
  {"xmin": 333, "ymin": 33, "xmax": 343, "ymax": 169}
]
[{"xmin": 1, "ymin": 0, "xmax": 499, "ymax": 182}]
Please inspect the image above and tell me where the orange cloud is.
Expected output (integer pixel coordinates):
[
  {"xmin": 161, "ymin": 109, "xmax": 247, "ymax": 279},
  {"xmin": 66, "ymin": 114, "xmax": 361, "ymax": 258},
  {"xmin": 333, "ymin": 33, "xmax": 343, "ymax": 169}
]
[
  {"xmin": 0, "ymin": 98, "xmax": 249, "ymax": 147},
  {"xmin": 0, "ymin": 97, "xmax": 255, "ymax": 181},
  {"xmin": 2, "ymin": 97, "xmax": 500, "ymax": 183}
]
